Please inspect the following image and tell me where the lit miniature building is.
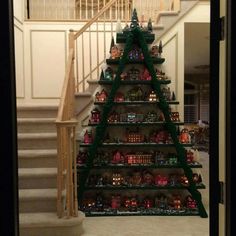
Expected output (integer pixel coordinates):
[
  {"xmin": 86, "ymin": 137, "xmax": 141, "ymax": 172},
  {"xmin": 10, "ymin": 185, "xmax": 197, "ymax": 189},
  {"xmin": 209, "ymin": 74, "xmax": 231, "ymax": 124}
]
[
  {"xmin": 126, "ymin": 86, "xmax": 144, "ymax": 101},
  {"xmin": 154, "ymin": 151, "xmax": 166, "ymax": 165},
  {"xmin": 143, "ymin": 198, "xmax": 153, "ymax": 208},
  {"xmin": 125, "ymin": 152, "xmax": 152, "ymax": 165},
  {"xmin": 150, "ymin": 130, "xmax": 169, "ymax": 144},
  {"xmin": 150, "ymin": 45, "xmax": 159, "ymax": 57},
  {"xmin": 127, "ymin": 112, "xmax": 136, "ymax": 122},
  {"xmin": 185, "ymin": 195, "xmax": 197, "ymax": 209},
  {"xmin": 111, "ymin": 195, "xmax": 121, "ymax": 209},
  {"xmin": 143, "ymin": 170, "xmax": 154, "ymax": 185},
  {"xmin": 192, "ymin": 173, "xmax": 202, "ymax": 184},
  {"xmin": 120, "ymin": 72, "xmax": 128, "ymax": 80},
  {"xmin": 114, "ymin": 92, "xmax": 125, "ymax": 102},
  {"xmin": 111, "ymin": 150, "xmax": 124, "ymax": 164},
  {"xmin": 180, "ymin": 175, "xmax": 189, "ymax": 186},
  {"xmin": 104, "ymin": 67, "xmax": 114, "ymax": 80},
  {"xmin": 95, "ymin": 194, "xmax": 104, "ymax": 211},
  {"xmin": 155, "ymin": 174, "xmax": 168, "ymax": 186},
  {"xmin": 169, "ymin": 174, "xmax": 178, "ymax": 186},
  {"xmin": 156, "ymin": 69, "xmax": 167, "ymax": 80},
  {"xmin": 155, "ymin": 194, "xmax": 168, "ymax": 209},
  {"xmin": 162, "ymin": 87, "xmax": 171, "ymax": 101},
  {"xmin": 128, "ymin": 45, "xmax": 144, "ymax": 60},
  {"xmin": 136, "ymin": 113, "xmax": 144, "ymax": 122},
  {"xmin": 82, "ymin": 199, "xmax": 95, "ymax": 211},
  {"xmin": 107, "ymin": 111, "xmax": 119, "ymax": 123},
  {"xmin": 95, "ymin": 89, "xmax": 108, "ymax": 102},
  {"xmin": 141, "ymin": 68, "xmax": 152, "ymax": 80},
  {"xmin": 170, "ymin": 112, "xmax": 180, "ymax": 122},
  {"xmin": 147, "ymin": 90, "xmax": 157, "ymax": 101},
  {"xmin": 125, "ymin": 128, "xmax": 144, "ymax": 143},
  {"xmin": 186, "ymin": 150, "xmax": 194, "ymax": 163},
  {"xmin": 110, "ymin": 45, "xmax": 121, "ymax": 59},
  {"xmin": 168, "ymin": 153, "xmax": 178, "ymax": 165},
  {"xmin": 77, "ymin": 151, "xmax": 88, "ymax": 165},
  {"xmin": 144, "ymin": 111, "xmax": 158, "ymax": 122},
  {"xmin": 179, "ymin": 128, "xmax": 191, "ymax": 143},
  {"xmin": 128, "ymin": 67, "xmax": 140, "ymax": 80},
  {"xmin": 172, "ymin": 195, "xmax": 182, "ymax": 209},
  {"xmin": 131, "ymin": 171, "xmax": 142, "ymax": 185},
  {"xmin": 84, "ymin": 130, "xmax": 93, "ymax": 144},
  {"xmin": 112, "ymin": 173, "xmax": 123, "ymax": 186},
  {"xmin": 89, "ymin": 108, "xmax": 101, "ymax": 123}
]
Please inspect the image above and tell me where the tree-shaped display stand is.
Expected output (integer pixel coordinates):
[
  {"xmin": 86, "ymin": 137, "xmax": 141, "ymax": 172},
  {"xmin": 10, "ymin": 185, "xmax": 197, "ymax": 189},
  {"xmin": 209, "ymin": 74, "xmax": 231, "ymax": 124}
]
[{"xmin": 77, "ymin": 9, "xmax": 208, "ymax": 218}]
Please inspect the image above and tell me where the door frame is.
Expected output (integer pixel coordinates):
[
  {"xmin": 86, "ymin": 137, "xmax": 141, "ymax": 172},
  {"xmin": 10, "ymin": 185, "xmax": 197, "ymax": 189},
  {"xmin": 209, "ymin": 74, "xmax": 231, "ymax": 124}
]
[
  {"xmin": 210, "ymin": 0, "xmax": 220, "ymax": 235},
  {"xmin": 226, "ymin": 0, "xmax": 234, "ymax": 235}
]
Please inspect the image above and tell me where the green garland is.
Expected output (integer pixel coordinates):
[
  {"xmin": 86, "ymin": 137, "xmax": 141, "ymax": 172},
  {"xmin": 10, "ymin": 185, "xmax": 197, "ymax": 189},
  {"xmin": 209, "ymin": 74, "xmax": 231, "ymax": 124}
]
[{"xmin": 78, "ymin": 26, "xmax": 207, "ymax": 218}]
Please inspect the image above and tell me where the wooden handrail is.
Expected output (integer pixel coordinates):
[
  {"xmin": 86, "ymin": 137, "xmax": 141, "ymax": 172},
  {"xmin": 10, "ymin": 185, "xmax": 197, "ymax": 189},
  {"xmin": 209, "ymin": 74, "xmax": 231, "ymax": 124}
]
[
  {"xmin": 56, "ymin": 48, "xmax": 74, "ymax": 121},
  {"xmin": 74, "ymin": 0, "xmax": 117, "ymax": 39}
]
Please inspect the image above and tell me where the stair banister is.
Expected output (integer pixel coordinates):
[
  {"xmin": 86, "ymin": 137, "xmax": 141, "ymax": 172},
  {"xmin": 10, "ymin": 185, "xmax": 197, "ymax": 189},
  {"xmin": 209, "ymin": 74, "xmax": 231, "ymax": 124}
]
[{"xmin": 74, "ymin": 0, "xmax": 118, "ymax": 39}]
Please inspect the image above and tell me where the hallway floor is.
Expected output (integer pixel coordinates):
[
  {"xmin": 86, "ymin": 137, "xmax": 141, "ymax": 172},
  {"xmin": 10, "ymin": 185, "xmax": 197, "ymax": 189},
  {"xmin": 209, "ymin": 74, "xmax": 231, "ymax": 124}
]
[{"xmin": 81, "ymin": 152, "xmax": 209, "ymax": 236}]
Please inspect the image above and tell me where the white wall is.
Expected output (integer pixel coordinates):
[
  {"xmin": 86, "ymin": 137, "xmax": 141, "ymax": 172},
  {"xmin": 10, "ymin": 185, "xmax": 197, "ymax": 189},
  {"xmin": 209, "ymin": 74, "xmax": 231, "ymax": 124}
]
[
  {"xmin": 16, "ymin": 2, "xmax": 210, "ymax": 109},
  {"xmin": 157, "ymin": 2, "xmax": 210, "ymax": 120},
  {"xmin": 14, "ymin": 0, "xmax": 24, "ymax": 99}
]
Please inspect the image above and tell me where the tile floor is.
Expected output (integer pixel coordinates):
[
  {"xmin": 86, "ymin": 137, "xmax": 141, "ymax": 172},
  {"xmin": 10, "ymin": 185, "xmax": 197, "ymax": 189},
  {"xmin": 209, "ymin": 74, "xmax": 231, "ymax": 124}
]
[{"xmin": 81, "ymin": 151, "xmax": 209, "ymax": 236}]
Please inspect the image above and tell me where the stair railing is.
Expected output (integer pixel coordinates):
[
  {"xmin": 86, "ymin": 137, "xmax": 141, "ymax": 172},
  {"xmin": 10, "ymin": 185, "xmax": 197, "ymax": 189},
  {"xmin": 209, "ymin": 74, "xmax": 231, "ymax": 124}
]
[
  {"xmin": 25, "ymin": 0, "xmax": 180, "ymax": 24},
  {"xmin": 56, "ymin": 0, "xmax": 180, "ymax": 218},
  {"xmin": 55, "ymin": 42, "xmax": 78, "ymax": 218}
]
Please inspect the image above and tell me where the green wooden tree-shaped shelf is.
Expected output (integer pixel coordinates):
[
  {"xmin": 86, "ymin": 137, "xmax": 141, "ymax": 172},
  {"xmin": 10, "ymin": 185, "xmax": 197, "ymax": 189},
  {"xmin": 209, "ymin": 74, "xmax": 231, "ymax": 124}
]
[{"xmin": 77, "ymin": 9, "xmax": 207, "ymax": 218}]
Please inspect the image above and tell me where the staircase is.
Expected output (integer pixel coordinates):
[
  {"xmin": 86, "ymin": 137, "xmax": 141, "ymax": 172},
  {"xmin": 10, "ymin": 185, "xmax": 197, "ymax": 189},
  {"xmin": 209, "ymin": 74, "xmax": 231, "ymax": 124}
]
[
  {"xmin": 153, "ymin": 0, "xmax": 199, "ymax": 41},
  {"xmin": 17, "ymin": 105, "xmax": 84, "ymax": 236}
]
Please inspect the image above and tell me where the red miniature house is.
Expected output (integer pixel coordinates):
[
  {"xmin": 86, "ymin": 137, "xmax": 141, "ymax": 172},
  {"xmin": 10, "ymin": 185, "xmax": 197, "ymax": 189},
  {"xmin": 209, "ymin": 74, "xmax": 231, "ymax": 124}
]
[
  {"xmin": 142, "ymin": 68, "xmax": 152, "ymax": 80},
  {"xmin": 89, "ymin": 108, "xmax": 101, "ymax": 123},
  {"xmin": 84, "ymin": 130, "xmax": 93, "ymax": 144},
  {"xmin": 110, "ymin": 45, "xmax": 121, "ymax": 59},
  {"xmin": 114, "ymin": 92, "xmax": 125, "ymax": 102},
  {"xmin": 111, "ymin": 150, "xmax": 124, "ymax": 164},
  {"xmin": 95, "ymin": 89, "xmax": 108, "ymax": 102},
  {"xmin": 179, "ymin": 128, "xmax": 191, "ymax": 143}
]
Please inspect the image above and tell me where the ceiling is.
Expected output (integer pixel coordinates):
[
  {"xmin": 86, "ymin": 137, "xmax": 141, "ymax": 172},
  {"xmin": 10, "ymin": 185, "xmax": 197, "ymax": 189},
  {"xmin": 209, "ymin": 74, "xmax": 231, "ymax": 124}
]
[{"xmin": 184, "ymin": 23, "xmax": 210, "ymax": 75}]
